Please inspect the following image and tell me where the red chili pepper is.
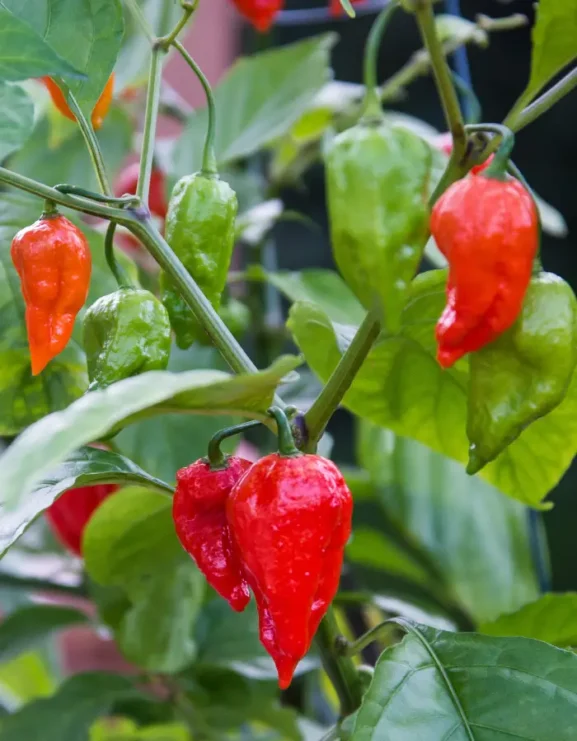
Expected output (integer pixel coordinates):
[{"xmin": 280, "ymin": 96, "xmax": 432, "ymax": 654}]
[
  {"xmin": 42, "ymin": 74, "xmax": 115, "ymax": 131},
  {"xmin": 431, "ymin": 170, "xmax": 538, "ymax": 368},
  {"xmin": 230, "ymin": 0, "xmax": 284, "ymax": 31},
  {"xmin": 329, "ymin": 0, "xmax": 364, "ymax": 17},
  {"xmin": 11, "ymin": 213, "xmax": 92, "ymax": 375},
  {"xmin": 46, "ymin": 485, "xmax": 118, "ymax": 556},
  {"xmin": 227, "ymin": 413, "xmax": 352, "ymax": 689},
  {"xmin": 114, "ymin": 162, "xmax": 168, "ymax": 219},
  {"xmin": 173, "ymin": 457, "xmax": 252, "ymax": 612},
  {"xmin": 432, "ymin": 132, "xmax": 494, "ymax": 174}
]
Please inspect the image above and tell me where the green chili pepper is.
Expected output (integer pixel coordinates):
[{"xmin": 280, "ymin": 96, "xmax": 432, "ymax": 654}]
[
  {"xmin": 325, "ymin": 119, "xmax": 432, "ymax": 333},
  {"xmin": 467, "ymin": 272, "xmax": 577, "ymax": 474},
  {"xmin": 83, "ymin": 288, "xmax": 172, "ymax": 391},
  {"xmin": 160, "ymin": 173, "xmax": 238, "ymax": 349}
]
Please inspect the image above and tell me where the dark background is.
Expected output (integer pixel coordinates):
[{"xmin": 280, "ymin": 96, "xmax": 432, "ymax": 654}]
[{"xmin": 259, "ymin": 0, "xmax": 577, "ymax": 590}]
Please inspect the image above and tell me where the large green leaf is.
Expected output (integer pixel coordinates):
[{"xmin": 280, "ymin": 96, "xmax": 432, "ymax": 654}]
[
  {"xmin": 0, "ymin": 354, "xmax": 299, "ymax": 518},
  {"xmin": 286, "ymin": 270, "xmax": 577, "ymax": 507},
  {"xmin": 172, "ymin": 34, "xmax": 336, "ymax": 177},
  {"xmin": 0, "ymin": 673, "xmax": 142, "ymax": 741},
  {"xmin": 0, "ymin": 83, "xmax": 34, "ymax": 160},
  {"xmin": 523, "ymin": 0, "xmax": 577, "ymax": 106},
  {"xmin": 0, "ymin": 446, "xmax": 173, "ymax": 558},
  {"xmin": 0, "ymin": 7, "xmax": 81, "ymax": 82},
  {"xmin": 2, "ymin": 0, "xmax": 123, "ymax": 113},
  {"xmin": 351, "ymin": 622, "xmax": 577, "ymax": 741},
  {"xmin": 357, "ymin": 422, "xmax": 540, "ymax": 623},
  {"xmin": 90, "ymin": 718, "xmax": 189, "ymax": 741},
  {"xmin": 481, "ymin": 593, "xmax": 577, "ymax": 648},
  {"xmin": 84, "ymin": 487, "xmax": 203, "ymax": 673},
  {"xmin": 0, "ymin": 605, "xmax": 88, "ymax": 664}
]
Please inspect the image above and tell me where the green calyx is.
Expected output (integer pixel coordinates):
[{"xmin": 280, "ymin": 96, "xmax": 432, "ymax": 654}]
[
  {"xmin": 268, "ymin": 406, "xmax": 301, "ymax": 458},
  {"xmin": 83, "ymin": 288, "xmax": 172, "ymax": 391}
]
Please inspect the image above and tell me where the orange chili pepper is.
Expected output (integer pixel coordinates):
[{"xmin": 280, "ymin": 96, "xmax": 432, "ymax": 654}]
[{"xmin": 42, "ymin": 73, "xmax": 115, "ymax": 130}]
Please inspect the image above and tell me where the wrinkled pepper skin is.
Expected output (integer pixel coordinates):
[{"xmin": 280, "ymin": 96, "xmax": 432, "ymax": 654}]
[
  {"xmin": 83, "ymin": 288, "xmax": 172, "ymax": 390},
  {"xmin": 231, "ymin": 0, "xmax": 284, "ymax": 31},
  {"xmin": 161, "ymin": 173, "xmax": 238, "ymax": 349},
  {"xmin": 173, "ymin": 457, "xmax": 252, "ymax": 612},
  {"xmin": 11, "ymin": 214, "xmax": 92, "ymax": 376},
  {"xmin": 227, "ymin": 454, "xmax": 353, "ymax": 689},
  {"xmin": 46, "ymin": 484, "xmax": 118, "ymax": 556},
  {"xmin": 325, "ymin": 120, "xmax": 432, "ymax": 332},
  {"xmin": 467, "ymin": 273, "xmax": 577, "ymax": 473},
  {"xmin": 432, "ymin": 173, "xmax": 538, "ymax": 368},
  {"xmin": 42, "ymin": 74, "xmax": 115, "ymax": 130}
]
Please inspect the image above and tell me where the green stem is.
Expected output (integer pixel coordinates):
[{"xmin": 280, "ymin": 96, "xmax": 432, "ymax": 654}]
[
  {"xmin": 362, "ymin": 1, "xmax": 399, "ymax": 116},
  {"xmin": 159, "ymin": 1, "xmax": 198, "ymax": 47},
  {"xmin": 412, "ymin": 0, "xmax": 466, "ymax": 158},
  {"xmin": 104, "ymin": 222, "xmax": 134, "ymax": 289},
  {"xmin": 63, "ymin": 85, "xmax": 112, "ymax": 195},
  {"xmin": 304, "ymin": 309, "xmax": 381, "ymax": 453},
  {"xmin": 504, "ymin": 67, "xmax": 577, "ymax": 133},
  {"xmin": 339, "ymin": 621, "xmax": 396, "ymax": 657},
  {"xmin": 206, "ymin": 420, "xmax": 262, "ymax": 468},
  {"xmin": 316, "ymin": 608, "xmax": 364, "ymax": 717},
  {"xmin": 138, "ymin": 44, "xmax": 165, "ymax": 204},
  {"xmin": 268, "ymin": 406, "xmax": 300, "ymax": 456},
  {"xmin": 173, "ymin": 40, "xmax": 218, "ymax": 174},
  {"xmin": 54, "ymin": 184, "xmax": 139, "ymax": 207},
  {"xmin": 451, "ymin": 71, "xmax": 481, "ymax": 125}
]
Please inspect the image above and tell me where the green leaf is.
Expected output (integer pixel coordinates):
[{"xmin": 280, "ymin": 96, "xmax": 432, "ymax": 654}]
[
  {"xmin": 481, "ymin": 593, "xmax": 577, "ymax": 648},
  {"xmin": 0, "ymin": 673, "xmax": 141, "ymax": 741},
  {"xmin": 0, "ymin": 355, "xmax": 300, "ymax": 532},
  {"xmin": 351, "ymin": 621, "xmax": 577, "ymax": 741},
  {"xmin": 357, "ymin": 422, "xmax": 539, "ymax": 623},
  {"xmin": 0, "ymin": 443, "xmax": 172, "ymax": 559},
  {"xmin": 90, "ymin": 718, "xmax": 189, "ymax": 741},
  {"xmin": 0, "ymin": 605, "xmax": 88, "ymax": 664},
  {"xmin": 0, "ymin": 83, "xmax": 34, "ymax": 160},
  {"xmin": 286, "ymin": 270, "xmax": 577, "ymax": 507},
  {"xmin": 84, "ymin": 487, "xmax": 203, "ymax": 673},
  {"xmin": 3, "ymin": 0, "xmax": 123, "ymax": 113},
  {"xmin": 524, "ymin": 0, "xmax": 577, "ymax": 105},
  {"xmin": 172, "ymin": 34, "xmax": 336, "ymax": 176},
  {"xmin": 0, "ymin": 652, "xmax": 55, "ymax": 707},
  {"xmin": 0, "ymin": 7, "xmax": 82, "ymax": 82},
  {"xmin": 196, "ymin": 600, "xmax": 318, "ymax": 681}
]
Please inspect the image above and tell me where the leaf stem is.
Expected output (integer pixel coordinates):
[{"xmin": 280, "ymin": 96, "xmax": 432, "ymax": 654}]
[
  {"xmin": 104, "ymin": 222, "xmax": 134, "ymax": 289},
  {"xmin": 504, "ymin": 67, "xmax": 577, "ymax": 133},
  {"xmin": 316, "ymin": 608, "xmax": 364, "ymax": 717},
  {"xmin": 137, "ymin": 44, "xmax": 165, "ymax": 204},
  {"xmin": 338, "ymin": 621, "xmax": 397, "ymax": 657},
  {"xmin": 304, "ymin": 309, "xmax": 381, "ymax": 452},
  {"xmin": 363, "ymin": 1, "xmax": 399, "ymax": 115},
  {"xmin": 411, "ymin": 0, "xmax": 466, "ymax": 158},
  {"xmin": 63, "ymin": 86, "xmax": 112, "ymax": 195},
  {"xmin": 173, "ymin": 40, "xmax": 218, "ymax": 174}
]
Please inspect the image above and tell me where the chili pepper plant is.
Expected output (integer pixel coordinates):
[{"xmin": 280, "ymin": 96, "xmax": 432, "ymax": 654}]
[{"xmin": 0, "ymin": 0, "xmax": 576, "ymax": 739}]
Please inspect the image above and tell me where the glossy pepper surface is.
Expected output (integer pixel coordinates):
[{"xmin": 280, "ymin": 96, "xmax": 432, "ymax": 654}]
[
  {"xmin": 227, "ymin": 453, "xmax": 353, "ymax": 689},
  {"xmin": 161, "ymin": 173, "xmax": 238, "ymax": 348},
  {"xmin": 46, "ymin": 484, "xmax": 118, "ymax": 556},
  {"xmin": 432, "ymin": 172, "xmax": 538, "ymax": 368},
  {"xmin": 173, "ymin": 457, "xmax": 252, "ymax": 612},
  {"xmin": 467, "ymin": 272, "xmax": 577, "ymax": 473},
  {"xmin": 325, "ymin": 119, "xmax": 432, "ymax": 332},
  {"xmin": 231, "ymin": 0, "xmax": 283, "ymax": 31},
  {"xmin": 42, "ymin": 74, "xmax": 115, "ymax": 130},
  {"xmin": 83, "ymin": 288, "xmax": 172, "ymax": 391},
  {"xmin": 11, "ymin": 213, "xmax": 92, "ymax": 375}
]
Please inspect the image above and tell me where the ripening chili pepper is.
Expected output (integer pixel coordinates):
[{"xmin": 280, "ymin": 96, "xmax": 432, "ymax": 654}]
[
  {"xmin": 114, "ymin": 162, "xmax": 168, "ymax": 219},
  {"xmin": 227, "ymin": 409, "xmax": 353, "ymax": 689},
  {"xmin": 230, "ymin": 0, "xmax": 283, "ymax": 31},
  {"xmin": 432, "ymin": 167, "xmax": 539, "ymax": 369},
  {"xmin": 160, "ymin": 173, "xmax": 238, "ymax": 348},
  {"xmin": 329, "ymin": 0, "xmax": 364, "ymax": 17},
  {"xmin": 173, "ymin": 457, "xmax": 252, "ymax": 612},
  {"xmin": 46, "ymin": 484, "xmax": 118, "ymax": 556},
  {"xmin": 42, "ymin": 74, "xmax": 115, "ymax": 130},
  {"xmin": 83, "ymin": 288, "xmax": 172, "ymax": 391},
  {"xmin": 467, "ymin": 272, "xmax": 577, "ymax": 473},
  {"xmin": 11, "ymin": 212, "xmax": 92, "ymax": 375}
]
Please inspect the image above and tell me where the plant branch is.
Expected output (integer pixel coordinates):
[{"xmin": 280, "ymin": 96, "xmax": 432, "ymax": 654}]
[
  {"xmin": 504, "ymin": 67, "xmax": 577, "ymax": 133},
  {"xmin": 411, "ymin": 0, "xmax": 466, "ymax": 157},
  {"xmin": 316, "ymin": 608, "xmax": 364, "ymax": 717},
  {"xmin": 338, "ymin": 621, "xmax": 396, "ymax": 657},
  {"xmin": 304, "ymin": 309, "xmax": 381, "ymax": 452},
  {"xmin": 138, "ymin": 44, "xmax": 165, "ymax": 204},
  {"xmin": 63, "ymin": 87, "xmax": 111, "ymax": 195}
]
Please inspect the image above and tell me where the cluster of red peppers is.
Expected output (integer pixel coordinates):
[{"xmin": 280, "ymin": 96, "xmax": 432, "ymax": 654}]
[
  {"xmin": 230, "ymin": 0, "xmax": 364, "ymax": 32},
  {"xmin": 173, "ymin": 408, "xmax": 353, "ymax": 689}
]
